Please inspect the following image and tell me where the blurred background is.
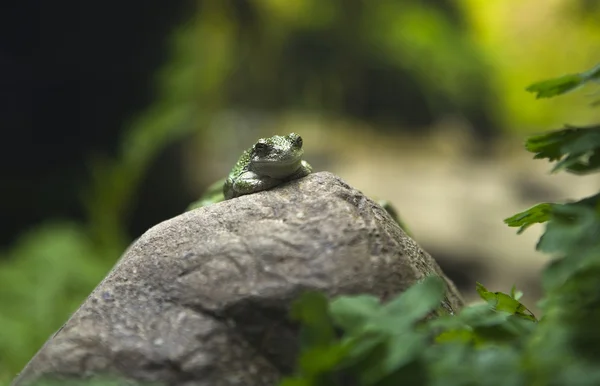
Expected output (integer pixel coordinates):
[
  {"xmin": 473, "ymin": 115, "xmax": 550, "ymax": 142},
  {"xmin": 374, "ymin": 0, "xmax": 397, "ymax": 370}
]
[{"xmin": 1, "ymin": 0, "xmax": 599, "ymax": 382}]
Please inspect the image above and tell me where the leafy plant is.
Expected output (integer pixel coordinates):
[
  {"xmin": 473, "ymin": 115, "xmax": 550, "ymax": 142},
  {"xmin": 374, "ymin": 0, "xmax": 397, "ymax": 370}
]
[{"xmin": 280, "ymin": 64, "xmax": 600, "ymax": 385}]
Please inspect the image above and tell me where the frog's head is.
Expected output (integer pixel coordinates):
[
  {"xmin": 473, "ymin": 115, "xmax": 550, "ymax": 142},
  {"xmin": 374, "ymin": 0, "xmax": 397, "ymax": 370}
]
[{"xmin": 249, "ymin": 133, "xmax": 305, "ymax": 178}]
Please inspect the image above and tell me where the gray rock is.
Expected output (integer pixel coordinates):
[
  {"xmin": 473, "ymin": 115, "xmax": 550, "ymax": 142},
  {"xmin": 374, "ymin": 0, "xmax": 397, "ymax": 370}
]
[{"xmin": 12, "ymin": 172, "xmax": 464, "ymax": 386}]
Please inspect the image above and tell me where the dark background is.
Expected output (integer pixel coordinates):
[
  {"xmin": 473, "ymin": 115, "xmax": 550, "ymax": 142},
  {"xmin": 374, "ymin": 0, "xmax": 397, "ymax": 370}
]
[{"xmin": 0, "ymin": 1, "xmax": 192, "ymax": 247}]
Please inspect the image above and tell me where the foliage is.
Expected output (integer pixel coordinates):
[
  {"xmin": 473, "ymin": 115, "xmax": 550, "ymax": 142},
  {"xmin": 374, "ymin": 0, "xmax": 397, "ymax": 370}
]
[
  {"xmin": 279, "ymin": 67, "xmax": 600, "ymax": 385},
  {"xmin": 504, "ymin": 203, "xmax": 553, "ymax": 234},
  {"xmin": 525, "ymin": 124, "xmax": 600, "ymax": 174},
  {"xmin": 462, "ymin": 1, "xmax": 600, "ymax": 129},
  {"xmin": 525, "ymin": 63, "xmax": 600, "ymax": 100},
  {"xmin": 282, "ymin": 276, "xmax": 537, "ymax": 386},
  {"xmin": 0, "ymin": 223, "xmax": 111, "ymax": 377},
  {"xmin": 192, "ymin": 0, "xmax": 494, "ymax": 128}
]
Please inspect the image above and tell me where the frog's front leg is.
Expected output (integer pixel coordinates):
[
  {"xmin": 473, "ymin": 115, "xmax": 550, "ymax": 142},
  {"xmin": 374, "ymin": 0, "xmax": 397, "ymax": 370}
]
[
  {"xmin": 283, "ymin": 160, "xmax": 313, "ymax": 181},
  {"xmin": 290, "ymin": 160, "xmax": 313, "ymax": 179},
  {"xmin": 224, "ymin": 171, "xmax": 281, "ymax": 199}
]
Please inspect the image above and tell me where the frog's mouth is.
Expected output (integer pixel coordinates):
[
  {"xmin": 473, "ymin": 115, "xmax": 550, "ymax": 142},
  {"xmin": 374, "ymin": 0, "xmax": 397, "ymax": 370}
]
[{"xmin": 253, "ymin": 155, "xmax": 303, "ymax": 178}]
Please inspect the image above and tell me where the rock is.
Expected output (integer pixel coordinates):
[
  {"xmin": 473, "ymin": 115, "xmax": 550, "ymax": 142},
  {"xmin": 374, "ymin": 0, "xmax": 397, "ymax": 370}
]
[{"xmin": 12, "ymin": 172, "xmax": 464, "ymax": 386}]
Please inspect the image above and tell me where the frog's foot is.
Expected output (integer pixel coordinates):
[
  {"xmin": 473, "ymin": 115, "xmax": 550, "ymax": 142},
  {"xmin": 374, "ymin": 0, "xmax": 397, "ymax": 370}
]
[
  {"xmin": 287, "ymin": 160, "xmax": 312, "ymax": 180},
  {"xmin": 300, "ymin": 160, "xmax": 313, "ymax": 175},
  {"xmin": 225, "ymin": 172, "xmax": 282, "ymax": 199}
]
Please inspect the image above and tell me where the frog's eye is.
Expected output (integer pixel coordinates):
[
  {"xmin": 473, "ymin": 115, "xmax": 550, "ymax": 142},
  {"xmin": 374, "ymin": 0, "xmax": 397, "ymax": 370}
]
[
  {"xmin": 254, "ymin": 142, "xmax": 269, "ymax": 152},
  {"xmin": 293, "ymin": 135, "xmax": 303, "ymax": 148}
]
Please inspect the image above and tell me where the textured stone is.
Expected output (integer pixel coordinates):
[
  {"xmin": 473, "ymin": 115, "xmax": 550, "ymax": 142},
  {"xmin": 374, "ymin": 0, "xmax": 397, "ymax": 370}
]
[{"xmin": 13, "ymin": 172, "xmax": 463, "ymax": 386}]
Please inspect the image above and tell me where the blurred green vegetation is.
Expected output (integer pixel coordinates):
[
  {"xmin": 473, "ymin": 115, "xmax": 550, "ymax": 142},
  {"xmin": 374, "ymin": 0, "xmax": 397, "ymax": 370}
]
[
  {"xmin": 1, "ymin": 0, "xmax": 599, "ymax": 383},
  {"xmin": 462, "ymin": 0, "xmax": 600, "ymax": 129}
]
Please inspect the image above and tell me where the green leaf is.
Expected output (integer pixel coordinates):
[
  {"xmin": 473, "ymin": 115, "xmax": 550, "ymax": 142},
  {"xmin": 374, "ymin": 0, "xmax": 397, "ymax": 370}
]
[
  {"xmin": 287, "ymin": 293, "xmax": 356, "ymax": 384},
  {"xmin": 446, "ymin": 304, "xmax": 535, "ymax": 345},
  {"xmin": 475, "ymin": 282, "xmax": 495, "ymax": 302},
  {"xmin": 298, "ymin": 343, "xmax": 351, "ymax": 376},
  {"xmin": 290, "ymin": 291, "xmax": 329, "ymax": 324},
  {"xmin": 526, "ymin": 74, "xmax": 585, "ymax": 99},
  {"xmin": 425, "ymin": 341, "xmax": 524, "ymax": 386},
  {"xmin": 541, "ymin": 248, "xmax": 600, "ymax": 294},
  {"xmin": 435, "ymin": 329, "xmax": 474, "ymax": 344},
  {"xmin": 329, "ymin": 295, "xmax": 381, "ymax": 334},
  {"xmin": 327, "ymin": 277, "xmax": 445, "ymax": 384},
  {"xmin": 526, "ymin": 63, "xmax": 600, "ymax": 99},
  {"xmin": 524, "ymin": 125, "xmax": 600, "ymax": 175},
  {"xmin": 510, "ymin": 285, "xmax": 523, "ymax": 301},
  {"xmin": 476, "ymin": 283, "xmax": 537, "ymax": 322},
  {"xmin": 290, "ymin": 291, "xmax": 336, "ymax": 348},
  {"xmin": 341, "ymin": 332, "xmax": 388, "ymax": 365},
  {"xmin": 279, "ymin": 377, "xmax": 313, "ymax": 386},
  {"xmin": 454, "ymin": 303, "xmax": 513, "ymax": 327},
  {"xmin": 329, "ymin": 276, "xmax": 445, "ymax": 335},
  {"xmin": 379, "ymin": 276, "xmax": 446, "ymax": 323},
  {"xmin": 537, "ymin": 196, "xmax": 600, "ymax": 255},
  {"xmin": 504, "ymin": 203, "xmax": 554, "ymax": 234},
  {"xmin": 359, "ymin": 334, "xmax": 427, "ymax": 385}
]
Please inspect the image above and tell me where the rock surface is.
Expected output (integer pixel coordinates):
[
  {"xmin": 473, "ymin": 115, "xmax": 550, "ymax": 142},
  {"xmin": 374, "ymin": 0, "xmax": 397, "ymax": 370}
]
[{"xmin": 12, "ymin": 172, "xmax": 464, "ymax": 386}]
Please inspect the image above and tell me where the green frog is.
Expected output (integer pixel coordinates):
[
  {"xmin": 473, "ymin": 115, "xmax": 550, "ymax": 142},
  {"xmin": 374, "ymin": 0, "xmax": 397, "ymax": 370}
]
[{"xmin": 187, "ymin": 132, "xmax": 312, "ymax": 210}]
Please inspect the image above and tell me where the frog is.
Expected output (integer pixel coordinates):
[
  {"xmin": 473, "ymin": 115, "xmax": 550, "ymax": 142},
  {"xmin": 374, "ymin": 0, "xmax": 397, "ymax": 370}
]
[{"xmin": 187, "ymin": 132, "xmax": 312, "ymax": 210}]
